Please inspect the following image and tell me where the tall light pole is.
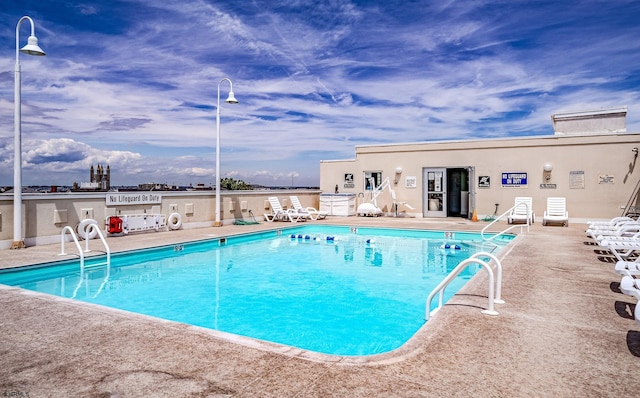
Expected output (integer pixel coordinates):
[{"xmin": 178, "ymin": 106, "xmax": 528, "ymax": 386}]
[
  {"xmin": 215, "ymin": 78, "xmax": 238, "ymax": 227},
  {"xmin": 12, "ymin": 16, "xmax": 46, "ymax": 249}
]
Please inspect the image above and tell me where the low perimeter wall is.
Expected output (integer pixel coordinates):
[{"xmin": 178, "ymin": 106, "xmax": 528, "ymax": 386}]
[{"xmin": 0, "ymin": 190, "xmax": 321, "ymax": 250}]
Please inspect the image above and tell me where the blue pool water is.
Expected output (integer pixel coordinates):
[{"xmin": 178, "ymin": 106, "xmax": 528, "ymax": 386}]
[{"xmin": 0, "ymin": 226, "xmax": 513, "ymax": 356}]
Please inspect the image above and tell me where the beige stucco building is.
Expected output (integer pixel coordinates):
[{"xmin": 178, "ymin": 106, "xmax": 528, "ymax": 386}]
[{"xmin": 319, "ymin": 107, "xmax": 640, "ymax": 222}]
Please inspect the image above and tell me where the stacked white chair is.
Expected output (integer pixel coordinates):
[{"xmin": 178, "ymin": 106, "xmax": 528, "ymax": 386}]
[{"xmin": 594, "ymin": 216, "xmax": 640, "ymax": 325}]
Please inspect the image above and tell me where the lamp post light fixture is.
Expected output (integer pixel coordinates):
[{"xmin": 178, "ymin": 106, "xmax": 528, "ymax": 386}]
[
  {"xmin": 12, "ymin": 16, "xmax": 46, "ymax": 249},
  {"xmin": 214, "ymin": 78, "xmax": 238, "ymax": 227}
]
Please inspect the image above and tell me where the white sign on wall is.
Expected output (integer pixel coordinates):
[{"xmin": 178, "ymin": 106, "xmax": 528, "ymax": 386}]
[
  {"xmin": 570, "ymin": 171, "xmax": 585, "ymax": 189},
  {"xmin": 106, "ymin": 193, "xmax": 162, "ymax": 206},
  {"xmin": 405, "ymin": 176, "xmax": 417, "ymax": 188},
  {"xmin": 598, "ymin": 174, "xmax": 615, "ymax": 184}
]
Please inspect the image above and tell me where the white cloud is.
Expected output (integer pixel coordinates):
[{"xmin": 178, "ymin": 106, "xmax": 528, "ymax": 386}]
[{"xmin": 0, "ymin": 0, "xmax": 638, "ymax": 187}]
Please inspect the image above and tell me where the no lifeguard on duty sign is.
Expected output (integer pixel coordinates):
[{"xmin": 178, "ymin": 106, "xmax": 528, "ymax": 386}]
[{"xmin": 501, "ymin": 172, "xmax": 528, "ymax": 187}]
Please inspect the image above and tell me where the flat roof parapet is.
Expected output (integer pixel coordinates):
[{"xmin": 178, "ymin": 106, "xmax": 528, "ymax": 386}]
[{"xmin": 552, "ymin": 106, "xmax": 627, "ymax": 135}]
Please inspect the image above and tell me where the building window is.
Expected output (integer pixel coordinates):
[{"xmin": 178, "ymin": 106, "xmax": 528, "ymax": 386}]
[{"xmin": 364, "ymin": 171, "xmax": 382, "ymax": 190}]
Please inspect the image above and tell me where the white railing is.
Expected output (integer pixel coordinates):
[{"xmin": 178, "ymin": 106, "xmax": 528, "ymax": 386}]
[
  {"xmin": 60, "ymin": 226, "xmax": 85, "ymax": 268},
  {"xmin": 84, "ymin": 223, "xmax": 111, "ymax": 266},
  {"xmin": 481, "ymin": 202, "xmax": 530, "ymax": 241},
  {"xmin": 425, "ymin": 252, "xmax": 504, "ymax": 320},
  {"xmin": 61, "ymin": 221, "xmax": 111, "ymax": 298}
]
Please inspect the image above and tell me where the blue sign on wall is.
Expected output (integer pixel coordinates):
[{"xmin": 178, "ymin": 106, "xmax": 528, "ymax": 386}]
[{"xmin": 501, "ymin": 172, "xmax": 528, "ymax": 186}]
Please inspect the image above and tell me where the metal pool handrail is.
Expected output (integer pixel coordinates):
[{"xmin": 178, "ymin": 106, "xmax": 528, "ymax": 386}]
[
  {"xmin": 425, "ymin": 252, "xmax": 504, "ymax": 321},
  {"xmin": 60, "ymin": 221, "xmax": 111, "ymax": 270},
  {"xmin": 61, "ymin": 221, "xmax": 111, "ymax": 299},
  {"xmin": 60, "ymin": 225, "xmax": 85, "ymax": 268},
  {"xmin": 481, "ymin": 202, "xmax": 530, "ymax": 241},
  {"xmin": 84, "ymin": 222, "xmax": 111, "ymax": 266}
]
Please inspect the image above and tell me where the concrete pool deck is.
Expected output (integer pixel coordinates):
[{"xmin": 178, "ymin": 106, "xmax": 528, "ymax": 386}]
[{"xmin": 1, "ymin": 217, "xmax": 639, "ymax": 397}]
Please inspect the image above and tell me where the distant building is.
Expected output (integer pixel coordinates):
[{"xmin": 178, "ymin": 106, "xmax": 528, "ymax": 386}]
[
  {"xmin": 73, "ymin": 164, "xmax": 110, "ymax": 191},
  {"xmin": 137, "ymin": 183, "xmax": 181, "ymax": 191},
  {"xmin": 188, "ymin": 183, "xmax": 213, "ymax": 191}
]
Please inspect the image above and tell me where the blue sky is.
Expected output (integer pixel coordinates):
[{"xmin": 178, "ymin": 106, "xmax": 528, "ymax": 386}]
[{"xmin": 1, "ymin": 0, "xmax": 639, "ymax": 187}]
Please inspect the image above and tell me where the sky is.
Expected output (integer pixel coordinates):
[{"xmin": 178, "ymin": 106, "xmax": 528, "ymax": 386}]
[{"xmin": 1, "ymin": 0, "xmax": 639, "ymax": 188}]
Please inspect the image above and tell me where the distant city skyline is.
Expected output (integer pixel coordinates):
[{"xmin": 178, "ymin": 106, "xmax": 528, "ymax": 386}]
[{"xmin": 1, "ymin": 0, "xmax": 639, "ymax": 187}]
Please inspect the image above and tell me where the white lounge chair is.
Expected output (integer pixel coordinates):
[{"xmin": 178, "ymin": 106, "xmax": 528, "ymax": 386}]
[
  {"xmin": 542, "ymin": 197, "xmax": 568, "ymax": 227},
  {"xmin": 620, "ymin": 274, "xmax": 640, "ymax": 300},
  {"xmin": 615, "ymin": 261, "xmax": 640, "ymax": 276},
  {"xmin": 621, "ymin": 277, "xmax": 640, "ymax": 298},
  {"xmin": 264, "ymin": 197, "xmax": 308, "ymax": 223},
  {"xmin": 289, "ymin": 195, "xmax": 328, "ymax": 220},
  {"xmin": 587, "ymin": 218, "xmax": 639, "ymax": 239},
  {"xmin": 591, "ymin": 224, "xmax": 640, "ymax": 245},
  {"xmin": 508, "ymin": 197, "xmax": 534, "ymax": 224},
  {"xmin": 619, "ymin": 272, "xmax": 640, "ymax": 325},
  {"xmin": 587, "ymin": 216, "xmax": 635, "ymax": 228},
  {"xmin": 598, "ymin": 237, "xmax": 640, "ymax": 262}
]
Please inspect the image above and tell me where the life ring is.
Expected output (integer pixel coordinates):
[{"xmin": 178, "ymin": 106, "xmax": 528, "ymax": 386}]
[
  {"xmin": 168, "ymin": 213, "xmax": 182, "ymax": 230},
  {"xmin": 77, "ymin": 219, "xmax": 99, "ymax": 240}
]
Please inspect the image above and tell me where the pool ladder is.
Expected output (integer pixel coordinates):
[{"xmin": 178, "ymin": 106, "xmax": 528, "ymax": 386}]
[
  {"xmin": 60, "ymin": 221, "xmax": 111, "ymax": 298},
  {"xmin": 425, "ymin": 252, "xmax": 504, "ymax": 321}
]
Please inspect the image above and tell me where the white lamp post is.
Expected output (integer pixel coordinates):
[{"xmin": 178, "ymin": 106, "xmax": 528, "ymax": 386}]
[
  {"xmin": 12, "ymin": 16, "xmax": 46, "ymax": 249},
  {"xmin": 214, "ymin": 78, "xmax": 238, "ymax": 227}
]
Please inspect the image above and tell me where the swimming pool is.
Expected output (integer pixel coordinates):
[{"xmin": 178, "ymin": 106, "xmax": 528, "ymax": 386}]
[{"xmin": 0, "ymin": 225, "xmax": 513, "ymax": 356}]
